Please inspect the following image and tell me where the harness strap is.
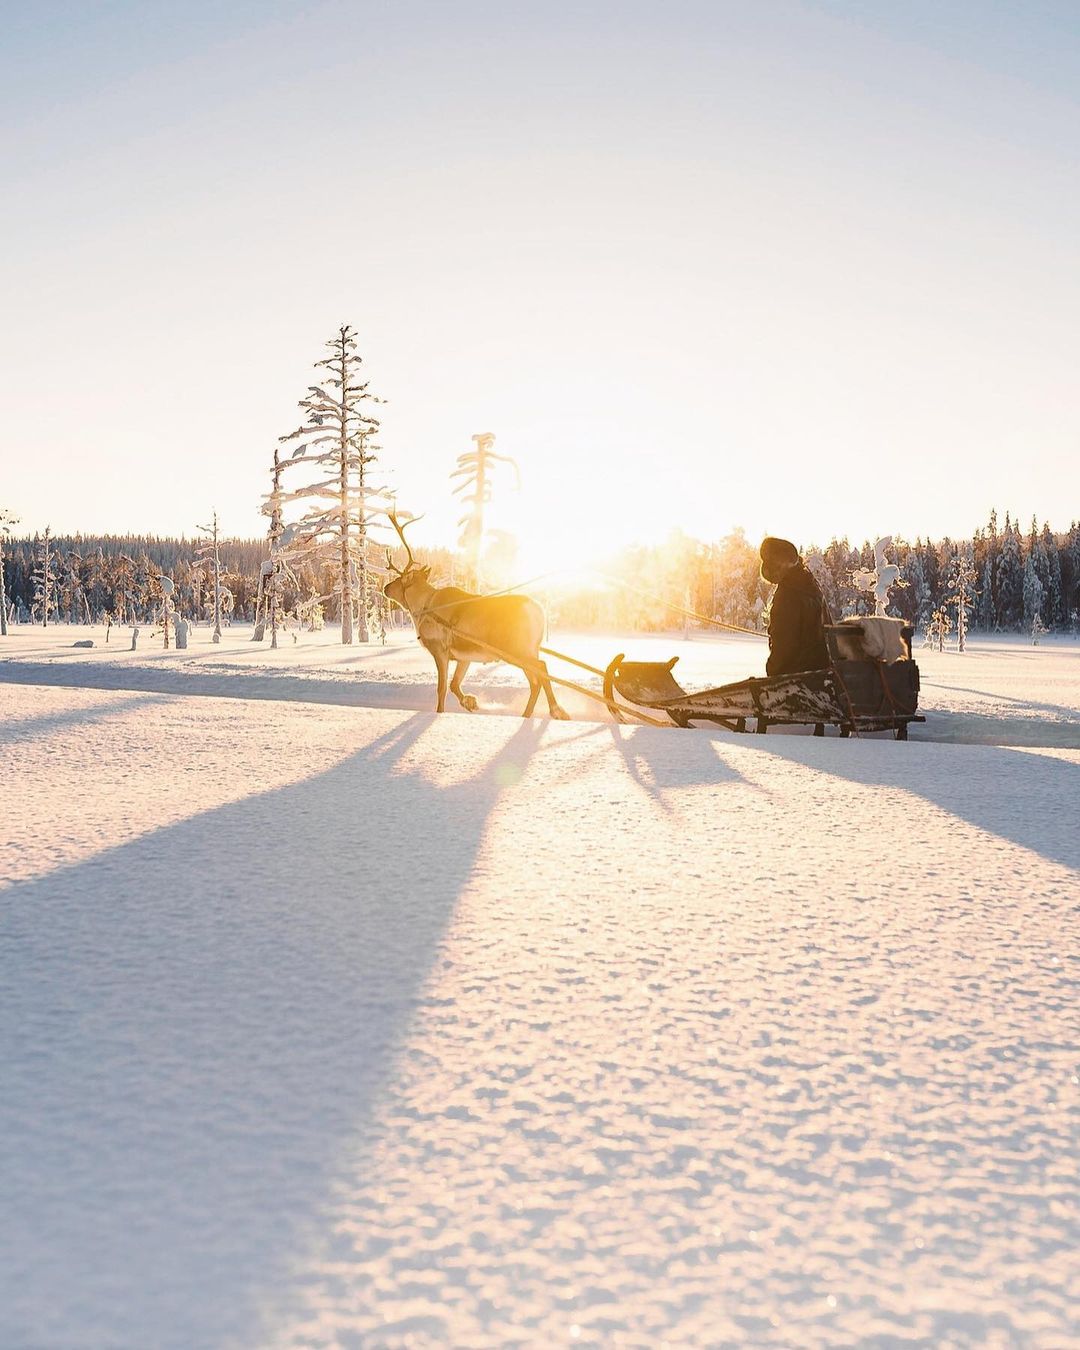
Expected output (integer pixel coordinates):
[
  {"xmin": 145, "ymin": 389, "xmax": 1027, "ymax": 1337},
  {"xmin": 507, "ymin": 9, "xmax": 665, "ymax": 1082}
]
[
  {"xmin": 828, "ymin": 659, "xmax": 862, "ymax": 738},
  {"xmin": 874, "ymin": 658, "xmax": 903, "ymax": 721}
]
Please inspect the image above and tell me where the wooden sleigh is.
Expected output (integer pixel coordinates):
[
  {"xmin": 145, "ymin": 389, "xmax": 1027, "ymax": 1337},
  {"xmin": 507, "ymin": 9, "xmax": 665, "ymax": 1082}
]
[{"xmin": 603, "ymin": 624, "xmax": 924, "ymax": 739}]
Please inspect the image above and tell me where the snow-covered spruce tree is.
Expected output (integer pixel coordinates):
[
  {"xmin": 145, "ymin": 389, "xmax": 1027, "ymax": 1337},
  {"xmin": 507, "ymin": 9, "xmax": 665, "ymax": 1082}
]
[
  {"xmin": 974, "ymin": 509, "xmax": 999, "ymax": 630},
  {"xmin": 976, "ymin": 552, "xmax": 996, "ymax": 630},
  {"xmin": 995, "ymin": 513, "xmax": 1024, "ymax": 630},
  {"xmin": 195, "ymin": 512, "xmax": 224, "ymax": 642},
  {"xmin": 451, "ymin": 432, "xmax": 520, "ymax": 591},
  {"xmin": 156, "ymin": 575, "xmax": 174, "ymax": 648},
  {"xmin": 254, "ymin": 446, "xmax": 297, "ymax": 649},
  {"xmin": 1022, "ymin": 552, "xmax": 1044, "ymax": 634},
  {"xmin": 1040, "ymin": 523, "xmax": 1063, "ymax": 628},
  {"xmin": 252, "ymin": 446, "xmax": 282, "ymax": 643},
  {"xmin": 32, "ymin": 527, "xmax": 58, "ymax": 626},
  {"xmin": 112, "ymin": 553, "xmax": 137, "ymax": 625},
  {"xmin": 1064, "ymin": 521, "xmax": 1080, "ymax": 629},
  {"xmin": 87, "ymin": 548, "xmax": 109, "ymax": 622},
  {"xmin": 0, "ymin": 509, "xmax": 18, "ymax": 636},
  {"xmin": 60, "ymin": 550, "xmax": 91, "ymax": 624},
  {"xmin": 945, "ymin": 549, "xmax": 978, "ymax": 653},
  {"xmin": 926, "ymin": 606, "xmax": 952, "ymax": 651},
  {"xmin": 901, "ymin": 545, "xmax": 931, "ymax": 630},
  {"xmin": 279, "ymin": 326, "xmax": 389, "ymax": 643}
]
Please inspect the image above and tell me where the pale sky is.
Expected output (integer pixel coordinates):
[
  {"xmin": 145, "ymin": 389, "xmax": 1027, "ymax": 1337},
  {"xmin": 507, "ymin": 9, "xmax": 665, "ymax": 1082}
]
[{"xmin": 3, "ymin": 0, "xmax": 1078, "ymax": 566}]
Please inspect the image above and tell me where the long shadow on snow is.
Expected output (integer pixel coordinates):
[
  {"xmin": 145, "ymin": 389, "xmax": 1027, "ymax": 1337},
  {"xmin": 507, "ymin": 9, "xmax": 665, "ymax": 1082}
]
[
  {"xmin": 920, "ymin": 679, "xmax": 1080, "ymax": 723},
  {"xmin": 0, "ymin": 660, "xmax": 543, "ymax": 718},
  {"xmin": 677, "ymin": 731, "xmax": 1080, "ymax": 873},
  {"xmin": 0, "ymin": 691, "xmax": 162, "ymax": 742},
  {"xmin": 606, "ymin": 721, "xmax": 751, "ymax": 812},
  {"xmin": 917, "ymin": 683, "xmax": 1080, "ymax": 749},
  {"xmin": 911, "ymin": 706, "xmax": 1080, "ymax": 748},
  {"xmin": 0, "ymin": 713, "xmax": 545, "ymax": 1349}
]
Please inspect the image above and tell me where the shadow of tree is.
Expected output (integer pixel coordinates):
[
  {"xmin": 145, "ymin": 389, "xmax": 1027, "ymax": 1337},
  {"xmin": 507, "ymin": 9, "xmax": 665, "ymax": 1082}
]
[
  {"xmin": 920, "ymin": 680, "xmax": 1080, "ymax": 723},
  {"xmin": 0, "ymin": 661, "xmax": 555, "ymax": 720},
  {"xmin": 676, "ymin": 731, "xmax": 1080, "ymax": 873},
  {"xmin": 0, "ymin": 714, "xmax": 545, "ymax": 1348},
  {"xmin": 1, "ymin": 691, "xmax": 161, "ymax": 742}
]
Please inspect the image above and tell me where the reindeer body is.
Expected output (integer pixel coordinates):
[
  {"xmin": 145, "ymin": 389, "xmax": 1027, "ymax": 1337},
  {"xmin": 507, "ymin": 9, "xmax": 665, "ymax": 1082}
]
[{"xmin": 384, "ymin": 564, "xmax": 568, "ymax": 718}]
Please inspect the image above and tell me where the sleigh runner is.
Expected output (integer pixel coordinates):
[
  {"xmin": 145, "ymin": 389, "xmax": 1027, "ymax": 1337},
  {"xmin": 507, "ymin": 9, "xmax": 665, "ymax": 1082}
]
[{"xmin": 603, "ymin": 622, "xmax": 924, "ymax": 738}]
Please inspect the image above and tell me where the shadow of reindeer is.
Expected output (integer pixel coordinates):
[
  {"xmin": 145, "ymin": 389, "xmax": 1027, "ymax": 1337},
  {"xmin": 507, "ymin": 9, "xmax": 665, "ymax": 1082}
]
[{"xmin": 0, "ymin": 715, "xmax": 546, "ymax": 1348}]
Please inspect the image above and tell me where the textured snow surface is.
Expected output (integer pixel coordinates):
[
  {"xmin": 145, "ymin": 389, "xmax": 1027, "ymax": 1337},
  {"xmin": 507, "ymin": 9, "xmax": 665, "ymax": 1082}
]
[{"xmin": 1, "ymin": 632, "xmax": 1078, "ymax": 1348}]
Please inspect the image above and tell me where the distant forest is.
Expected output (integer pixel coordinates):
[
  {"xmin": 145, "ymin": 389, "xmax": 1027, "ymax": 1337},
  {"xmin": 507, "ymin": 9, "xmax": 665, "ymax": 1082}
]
[{"xmin": 1, "ymin": 511, "xmax": 1078, "ymax": 636}]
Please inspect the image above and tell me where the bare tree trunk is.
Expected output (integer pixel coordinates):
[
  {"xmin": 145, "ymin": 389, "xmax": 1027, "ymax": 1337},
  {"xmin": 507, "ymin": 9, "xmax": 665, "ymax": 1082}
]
[
  {"xmin": 337, "ymin": 335, "xmax": 355, "ymax": 644},
  {"xmin": 356, "ymin": 496, "xmax": 370, "ymax": 643},
  {"xmin": 339, "ymin": 502, "xmax": 353, "ymax": 643},
  {"xmin": 212, "ymin": 514, "xmax": 222, "ymax": 643},
  {"xmin": 470, "ymin": 450, "xmax": 487, "ymax": 590},
  {"xmin": 269, "ymin": 564, "xmax": 279, "ymax": 649},
  {"xmin": 0, "ymin": 536, "xmax": 7, "ymax": 637},
  {"xmin": 252, "ymin": 576, "xmax": 267, "ymax": 641},
  {"xmin": 41, "ymin": 529, "xmax": 51, "ymax": 628}
]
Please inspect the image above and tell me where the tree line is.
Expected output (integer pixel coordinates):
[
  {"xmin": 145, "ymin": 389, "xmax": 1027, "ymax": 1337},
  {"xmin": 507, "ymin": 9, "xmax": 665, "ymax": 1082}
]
[
  {"xmin": 546, "ymin": 510, "xmax": 1080, "ymax": 636},
  {"xmin": 0, "ymin": 527, "xmax": 451, "ymax": 633},
  {"xmin": 2, "ymin": 510, "xmax": 1077, "ymax": 639}
]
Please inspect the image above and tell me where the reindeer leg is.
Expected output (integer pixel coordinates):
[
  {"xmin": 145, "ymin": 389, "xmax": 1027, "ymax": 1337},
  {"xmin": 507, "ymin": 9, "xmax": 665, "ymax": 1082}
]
[
  {"xmin": 450, "ymin": 660, "xmax": 477, "ymax": 711},
  {"xmin": 539, "ymin": 660, "xmax": 570, "ymax": 720},
  {"xmin": 522, "ymin": 672, "xmax": 541, "ymax": 718},
  {"xmin": 433, "ymin": 650, "xmax": 449, "ymax": 713}
]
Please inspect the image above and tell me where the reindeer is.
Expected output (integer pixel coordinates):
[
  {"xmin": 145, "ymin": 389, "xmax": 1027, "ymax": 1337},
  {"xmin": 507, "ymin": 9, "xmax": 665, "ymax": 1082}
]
[{"xmin": 383, "ymin": 513, "xmax": 569, "ymax": 719}]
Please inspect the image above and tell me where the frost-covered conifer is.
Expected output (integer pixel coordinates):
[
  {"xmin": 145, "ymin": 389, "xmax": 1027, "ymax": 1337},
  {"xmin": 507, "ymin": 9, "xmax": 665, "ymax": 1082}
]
[
  {"xmin": 976, "ymin": 554, "xmax": 995, "ymax": 630},
  {"xmin": 133, "ymin": 554, "xmax": 155, "ymax": 621},
  {"xmin": 1064, "ymin": 522, "xmax": 1080, "ymax": 629},
  {"xmin": 156, "ymin": 575, "xmax": 175, "ymax": 648},
  {"xmin": 254, "ymin": 445, "xmax": 298, "ymax": 648},
  {"xmin": 0, "ymin": 509, "xmax": 17, "ymax": 636},
  {"xmin": 975, "ymin": 510, "xmax": 999, "ymax": 629},
  {"xmin": 87, "ymin": 548, "xmax": 109, "ymax": 621},
  {"xmin": 195, "ymin": 513, "xmax": 224, "ymax": 643},
  {"xmin": 995, "ymin": 515, "xmax": 1024, "ymax": 630},
  {"xmin": 823, "ymin": 538, "xmax": 857, "ymax": 616},
  {"xmin": 1022, "ymin": 552, "xmax": 1044, "ymax": 633},
  {"xmin": 61, "ymin": 550, "xmax": 91, "ymax": 624},
  {"xmin": 278, "ymin": 326, "xmax": 390, "ymax": 643},
  {"xmin": 945, "ymin": 549, "xmax": 978, "ymax": 653},
  {"xmin": 926, "ymin": 607, "xmax": 952, "ymax": 651},
  {"xmin": 113, "ymin": 553, "xmax": 137, "ymax": 625},
  {"xmin": 451, "ymin": 432, "xmax": 520, "ymax": 591},
  {"xmin": 901, "ymin": 546, "xmax": 931, "ymax": 628},
  {"xmin": 32, "ymin": 527, "xmax": 58, "ymax": 627},
  {"xmin": 253, "ymin": 447, "xmax": 281, "ymax": 643},
  {"xmin": 1039, "ymin": 522, "xmax": 1062, "ymax": 627}
]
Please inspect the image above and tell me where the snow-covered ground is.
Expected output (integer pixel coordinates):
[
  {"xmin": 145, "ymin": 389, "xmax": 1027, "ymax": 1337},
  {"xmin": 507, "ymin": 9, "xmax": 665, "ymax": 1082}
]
[
  {"xmin": 3, "ymin": 621, "xmax": 1079, "ymax": 746},
  {"xmin": 1, "ymin": 626, "xmax": 1077, "ymax": 1347}
]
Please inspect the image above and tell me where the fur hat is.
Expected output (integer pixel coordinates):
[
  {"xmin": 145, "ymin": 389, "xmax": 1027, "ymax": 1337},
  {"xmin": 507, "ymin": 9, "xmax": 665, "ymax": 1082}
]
[{"xmin": 759, "ymin": 536, "xmax": 799, "ymax": 565}]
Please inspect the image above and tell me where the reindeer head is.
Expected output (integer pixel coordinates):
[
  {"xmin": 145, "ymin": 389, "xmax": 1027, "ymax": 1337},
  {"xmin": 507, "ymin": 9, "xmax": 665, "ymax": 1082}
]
[{"xmin": 383, "ymin": 511, "xmax": 430, "ymax": 612}]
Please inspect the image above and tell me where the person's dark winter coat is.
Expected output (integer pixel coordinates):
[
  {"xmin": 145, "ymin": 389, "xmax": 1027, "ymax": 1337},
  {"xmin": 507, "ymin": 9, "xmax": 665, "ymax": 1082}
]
[{"xmin": 766, "ymin": 563, "xmax": 829, "ymax": 676}]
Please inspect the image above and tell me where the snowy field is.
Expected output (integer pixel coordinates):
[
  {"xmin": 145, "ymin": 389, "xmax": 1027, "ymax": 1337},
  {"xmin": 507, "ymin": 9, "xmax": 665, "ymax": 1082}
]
[
  {"xmin": 2, "ymin": 621, "xmax": 1080, "ymax": 746},
  {"xmin": 1, "ymin": 625, "xmax": 1078, "ymax": 1347}
]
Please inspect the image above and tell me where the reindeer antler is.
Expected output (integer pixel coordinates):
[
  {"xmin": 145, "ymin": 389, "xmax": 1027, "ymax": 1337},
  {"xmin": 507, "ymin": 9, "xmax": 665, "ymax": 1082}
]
[
  {"xmin": 387, "ymin": 510, "xmax": 423, "ymax": 569},
  {"xmin": 384, "ymin": 546, "xmax": 401, "ymax": 576}
]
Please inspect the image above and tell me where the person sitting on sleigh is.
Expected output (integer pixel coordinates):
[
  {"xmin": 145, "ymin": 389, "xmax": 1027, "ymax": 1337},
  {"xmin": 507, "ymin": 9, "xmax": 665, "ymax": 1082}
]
[{"xmin": 759, "ymin": 536, "xmax": 830, "ymax": 677}]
